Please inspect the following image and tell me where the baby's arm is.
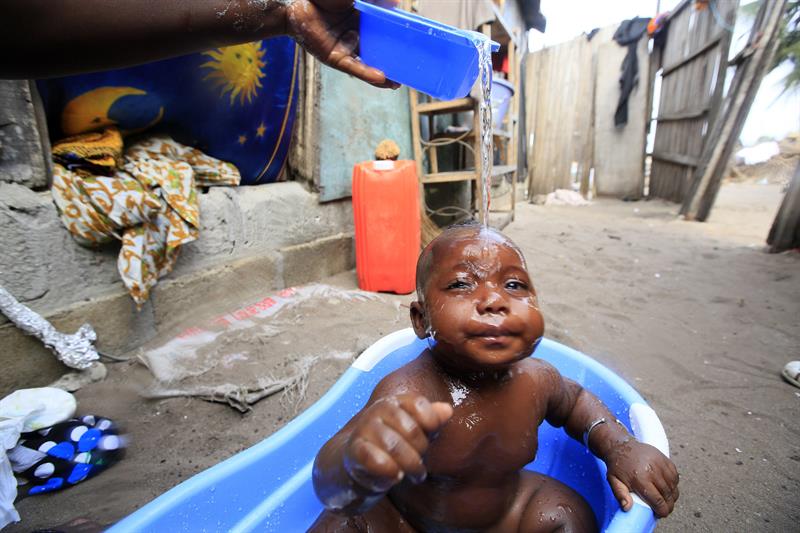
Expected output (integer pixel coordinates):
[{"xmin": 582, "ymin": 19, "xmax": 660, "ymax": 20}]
[
  {"xmin": 312, "ymin": 379, "xmax": 452, "ymax": 514},
  {"xmin": 538, "ymin": 362, "xmax": 679, "ymax": 518}
]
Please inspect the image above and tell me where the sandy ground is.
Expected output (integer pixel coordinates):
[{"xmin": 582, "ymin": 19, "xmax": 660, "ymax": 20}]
[{"xmin": 7, "ymin": 180, "xmax": 799, "ymax": 532}]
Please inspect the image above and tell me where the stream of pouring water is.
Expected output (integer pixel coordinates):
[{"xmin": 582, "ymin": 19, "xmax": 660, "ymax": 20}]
[{"xmin": 476, "ymin": 37, "xmax": 493, "ymax": 228}]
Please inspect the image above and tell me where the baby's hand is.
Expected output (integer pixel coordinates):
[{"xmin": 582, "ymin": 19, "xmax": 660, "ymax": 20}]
[
  {"xmin": 605, "ymin": 441, "xmax": 680, "ymax": 518},
  {"xmin": 343, "ymin": 394, "xmax": 452, "ymax": 493}
]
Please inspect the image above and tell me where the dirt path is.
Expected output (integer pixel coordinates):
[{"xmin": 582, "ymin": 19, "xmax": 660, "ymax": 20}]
[
  {"xmin": 502, "ymin": 182, "xmax": 798, "ymax": 532},
  {"xmin": 8, "ymin": 182, "xmax": 798, "ymax": 532}
]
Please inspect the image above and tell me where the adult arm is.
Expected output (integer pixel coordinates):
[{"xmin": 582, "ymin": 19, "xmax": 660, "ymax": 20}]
[{"xmin": 1, "ymin": 0, "xmax": 397, "ymax": 86}]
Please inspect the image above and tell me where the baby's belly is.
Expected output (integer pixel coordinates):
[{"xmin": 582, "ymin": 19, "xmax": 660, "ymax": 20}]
[{"xmin": 391, "ymin": 473, "xmax": 520, "ymax": 532}]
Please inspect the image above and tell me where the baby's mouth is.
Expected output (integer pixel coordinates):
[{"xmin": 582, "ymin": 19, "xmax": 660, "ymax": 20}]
[{"xmin": 469, "ymin": 324, "xmax": 515, "ymax": 339}]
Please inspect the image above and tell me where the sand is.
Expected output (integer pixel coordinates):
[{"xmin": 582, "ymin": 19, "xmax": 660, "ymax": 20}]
[{"xmin": 7, "ymin": 180, "xmax": 799, "ymax": 532}]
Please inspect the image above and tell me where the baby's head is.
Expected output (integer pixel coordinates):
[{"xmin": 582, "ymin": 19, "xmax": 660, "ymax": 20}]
[
  {"xmin": 414, "ymin": 221, "xmax": 524, "ymax": 299},
  {"xmin": 411, "ymin": 222, "xmax": 544, "ymax": 371}
]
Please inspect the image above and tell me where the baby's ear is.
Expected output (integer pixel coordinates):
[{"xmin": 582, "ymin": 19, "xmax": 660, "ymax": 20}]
[{"xmin": 409, "ymin": 301, "xmax": 428, "ymax": 339}]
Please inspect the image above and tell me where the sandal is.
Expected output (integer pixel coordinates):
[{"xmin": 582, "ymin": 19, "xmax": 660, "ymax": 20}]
[{"xmin": 782, "ymin": 361, "xmax": 800, "ymax": 388}]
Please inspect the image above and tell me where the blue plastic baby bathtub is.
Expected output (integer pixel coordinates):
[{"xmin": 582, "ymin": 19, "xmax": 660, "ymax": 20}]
[{"xmin": 109, "ymin": 329, "xmax": 669, "ymax": 532}]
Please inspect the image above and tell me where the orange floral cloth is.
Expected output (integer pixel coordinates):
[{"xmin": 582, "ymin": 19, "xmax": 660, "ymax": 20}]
[{"xmin": 51, "ymin": 129, "xmax": 240, "ymax": 306}]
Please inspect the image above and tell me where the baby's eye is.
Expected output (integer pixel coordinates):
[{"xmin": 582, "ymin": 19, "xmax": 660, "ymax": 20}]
[
  {"xmin": 447, "ymin": 280, "xmax": 471, "ymax": 290},
  {"xmin": 505, "ymin": 280, "xmax": 528, "ymax": 291}
]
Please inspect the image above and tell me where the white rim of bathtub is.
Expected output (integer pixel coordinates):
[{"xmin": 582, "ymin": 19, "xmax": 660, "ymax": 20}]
[{"xmin": 352, "ymin": 328, "xmax": 419, "ymax": 372}]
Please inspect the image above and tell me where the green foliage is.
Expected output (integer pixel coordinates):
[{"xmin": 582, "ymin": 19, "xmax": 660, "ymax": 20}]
[
  {"xmin": 740, "ymin": 0, "xmax": 800, "ymax": 93},
  {"xmin": 773, "ymin": 0, "xmax": 800, "ymax": 93}
]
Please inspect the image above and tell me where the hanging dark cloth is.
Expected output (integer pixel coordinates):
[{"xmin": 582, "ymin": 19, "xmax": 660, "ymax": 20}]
[{"xmin": 612, "ymin": 17, "xmax": 650, "ymax": 127}]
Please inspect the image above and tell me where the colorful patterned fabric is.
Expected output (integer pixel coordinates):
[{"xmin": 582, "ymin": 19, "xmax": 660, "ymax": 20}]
[
  {"xmin": 51, "ymin": 132, "xmax": 240, "ymax": 306},
  {"xmin": 37, "ymin": 38, "xmax": 300, "ymax": 185},
  {"xmin": 51, "ymin": 127, "xmax": 123, "ymax": 176},
  {"xmin": 13, "ymin": 415, "xmax": 123, "ymax": 498}
]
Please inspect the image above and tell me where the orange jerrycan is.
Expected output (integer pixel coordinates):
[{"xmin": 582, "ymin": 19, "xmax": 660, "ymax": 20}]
[{"xmin": 352, "ymin": 159, "xmax": 420, "ymax": 294}]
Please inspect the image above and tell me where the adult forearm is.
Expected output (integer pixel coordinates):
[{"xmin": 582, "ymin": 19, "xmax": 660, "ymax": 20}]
[{"xmin": 1, "ymin": 0, "xmax": 287, "ymax": 79}]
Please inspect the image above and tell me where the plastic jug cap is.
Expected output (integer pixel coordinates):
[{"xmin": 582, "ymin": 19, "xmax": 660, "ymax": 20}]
[{"xmin": 373, "ymin": 160, "xmax": 395, "ymax": 171}]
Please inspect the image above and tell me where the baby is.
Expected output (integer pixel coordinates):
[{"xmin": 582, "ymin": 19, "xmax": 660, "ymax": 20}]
[{"xmin": 310, "ymin": 223, "xmax": 679, "ymax": 532}]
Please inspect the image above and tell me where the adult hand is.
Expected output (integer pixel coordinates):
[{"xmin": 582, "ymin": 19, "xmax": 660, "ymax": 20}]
[{"xmin": 284, "ymin": 0, "xmax": 401, "ymax": 88}]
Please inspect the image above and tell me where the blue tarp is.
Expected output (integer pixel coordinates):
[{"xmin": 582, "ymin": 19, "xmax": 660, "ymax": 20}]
[{"xmin": 37, "ymin": 37, "xmax": 299, "ymax": 185}]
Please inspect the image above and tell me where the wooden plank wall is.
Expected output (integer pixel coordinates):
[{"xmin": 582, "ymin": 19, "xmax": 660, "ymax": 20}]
[
  {"xmin": 649, "ymin": 0, "xmax": 737, "ymax": 202},
  {"xmin": 525, "ymin": 25, "xmax": 650, "ymax": 199},
  {"xmin": 287, "ymin": 53, "xmax": 321, "ymax": 187},
  {"xmin": 768, "ymin": 162, "xmax": 800, "ymax": 252},
  {"xmin": 593, "ymin": 27, "xmax": 650, "ymax": 199},
  {"xmin": 525, "ymin": 35, "xmax": 594, "ymax": 198}
]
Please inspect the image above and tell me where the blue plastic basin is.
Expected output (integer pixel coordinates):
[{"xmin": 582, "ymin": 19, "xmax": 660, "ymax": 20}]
[
  {"xmin": 109, "ymin": 329, "xmax": 669, "ymax": 533},
  {"xmin": 354, "ymin": 1, "xmax": 499, "ymax": 100}
]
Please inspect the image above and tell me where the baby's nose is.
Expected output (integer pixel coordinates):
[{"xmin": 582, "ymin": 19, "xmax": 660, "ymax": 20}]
[{"xmin": 477, "ymin": 287, "xmax": 508, "ymax": 314}]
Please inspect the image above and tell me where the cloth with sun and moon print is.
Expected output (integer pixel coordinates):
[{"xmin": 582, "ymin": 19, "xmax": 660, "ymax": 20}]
[{"xmin": 37, "ymin": 38, "xmax": 299, "ymax": 185}]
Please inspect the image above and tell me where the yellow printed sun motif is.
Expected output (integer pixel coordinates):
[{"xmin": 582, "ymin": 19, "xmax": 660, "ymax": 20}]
[{"xmin": 202, "ymin": 42, "xmax": 266, "ymax": 106}]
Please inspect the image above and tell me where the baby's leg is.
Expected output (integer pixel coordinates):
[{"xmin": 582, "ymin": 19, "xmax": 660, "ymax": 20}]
[
  {"xmin": 489, "ymin": 471, "xmax": 598, "ymax": 533},
  {"xmin": 307, "ymin": 497, "xmax": 418, "ymax": 533}
]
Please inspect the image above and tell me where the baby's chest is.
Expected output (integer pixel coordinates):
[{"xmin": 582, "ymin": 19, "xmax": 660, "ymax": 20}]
[{"xmin": 426, "ymin": 389, "xmax": 544, "ymax": 475}]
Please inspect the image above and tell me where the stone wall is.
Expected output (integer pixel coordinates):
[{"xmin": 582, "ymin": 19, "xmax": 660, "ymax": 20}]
[
  {"xmin": 0, "ymin": 80, "xmax": 50, "ymax": 189},
  {"xmin": 0, "ymin": 181, "xmax": 355, "ymax": 393}
]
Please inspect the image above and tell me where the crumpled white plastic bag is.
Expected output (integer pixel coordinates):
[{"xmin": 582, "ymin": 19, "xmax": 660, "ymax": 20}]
[{"xmin": 0, "ymin": 388, "xmax": 76, "ymax": 529}]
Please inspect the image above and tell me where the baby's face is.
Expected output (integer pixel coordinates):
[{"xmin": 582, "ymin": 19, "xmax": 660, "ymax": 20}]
[{"xmin": 414, "ymin": 228, "xmax": 544, "ymax": 372}]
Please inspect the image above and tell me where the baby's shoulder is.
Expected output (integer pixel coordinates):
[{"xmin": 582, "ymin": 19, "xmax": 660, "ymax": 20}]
[
  {"xmin": 514, "ymin": 357, "xmax": 563, "ymax": 386},
  {"xmin": 371, "ymin": 356, "xmax": 438, "ymax": 398}
]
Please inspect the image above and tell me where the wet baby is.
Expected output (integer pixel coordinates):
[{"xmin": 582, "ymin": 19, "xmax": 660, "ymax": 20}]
[{"xmin": 310, "ymin": 223, "xmax": 679, "ymax": 532}]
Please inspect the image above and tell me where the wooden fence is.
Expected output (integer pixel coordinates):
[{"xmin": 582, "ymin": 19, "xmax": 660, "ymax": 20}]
[
  {"xmin": 525, "ymin": 35, "xmax": 594, "ymax": 197},
  {"xmin": 649, "ymin": 0, "xmax": 737, "ymax": 202},
  {"xmin": 525, "ymin": 25, "xmax": 650, "ymax": 199}
]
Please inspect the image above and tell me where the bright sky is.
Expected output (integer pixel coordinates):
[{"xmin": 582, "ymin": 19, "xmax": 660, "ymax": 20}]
[
  {"xmin": 528, "ymin": 0, "xmax": 671, "ymax": 49},
  {"xmin": 528, "ymin": 0, "xmax": 799, "ymax": 146}
]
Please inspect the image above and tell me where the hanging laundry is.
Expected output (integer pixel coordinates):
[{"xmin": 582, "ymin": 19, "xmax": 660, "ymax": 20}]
[
  {"xmin": 612, "ymin": 17, "xmax": 651, "ymax": 127},
  {"xmin": 51, "ymin": 129, "xmax": 240, "ymax": 306},
  {"xmin": 647, "ymin": 13, "xmax": 670, "ymax": 37}
]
